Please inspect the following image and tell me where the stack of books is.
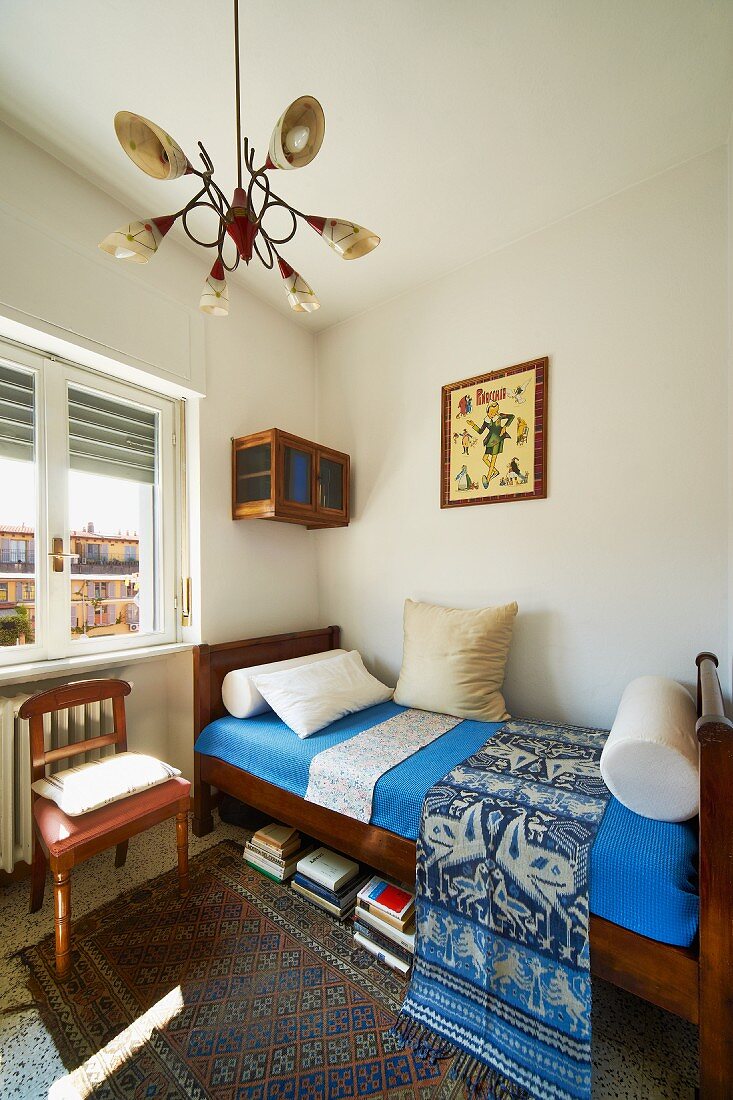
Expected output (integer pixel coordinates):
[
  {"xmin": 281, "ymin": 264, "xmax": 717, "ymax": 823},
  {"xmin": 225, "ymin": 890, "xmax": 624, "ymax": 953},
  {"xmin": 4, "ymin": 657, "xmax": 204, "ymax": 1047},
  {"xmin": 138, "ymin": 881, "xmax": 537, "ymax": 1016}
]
[
  {"xmin": 353, "ymin": 876, "xmax": 416, "ymax": 974},
  {"xmin": 244, "ymin": 823, "xmax": 311, "ymax": 882},
  {"xmin": 291, "ymin": 847, "xmax": 366, "ymax": 920}
]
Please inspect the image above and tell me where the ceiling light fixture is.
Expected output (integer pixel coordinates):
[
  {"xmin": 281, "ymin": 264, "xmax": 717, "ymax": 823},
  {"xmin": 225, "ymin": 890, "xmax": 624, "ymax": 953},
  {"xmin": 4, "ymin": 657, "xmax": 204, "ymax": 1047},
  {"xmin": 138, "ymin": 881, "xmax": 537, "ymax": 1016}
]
[{"xmin": 99, "ymin": 0, "xmax": 380, "ymax": 317}]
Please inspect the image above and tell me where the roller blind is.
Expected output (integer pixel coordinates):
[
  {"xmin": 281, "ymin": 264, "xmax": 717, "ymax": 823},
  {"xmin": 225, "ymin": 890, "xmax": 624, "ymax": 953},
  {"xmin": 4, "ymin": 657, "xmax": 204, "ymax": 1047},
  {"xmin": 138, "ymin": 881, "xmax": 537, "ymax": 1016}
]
[
  {"xmin": 68, "ymin": 384, "xmax": 157, "ymax": 484},
  {"xmin": 0, "ymin": 362, "xmax": 34, "ymax": 462}
]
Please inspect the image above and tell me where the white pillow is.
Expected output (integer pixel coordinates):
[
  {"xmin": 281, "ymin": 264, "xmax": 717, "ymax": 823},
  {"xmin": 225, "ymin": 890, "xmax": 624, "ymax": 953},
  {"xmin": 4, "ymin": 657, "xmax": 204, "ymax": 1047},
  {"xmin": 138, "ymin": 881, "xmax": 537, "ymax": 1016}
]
[
  {"xmin": 600, "ymin": 676, "xmax": 699, "ymax": 822},
  {"xmin": 222, "ymin": 649, "xmax": 347, "ymax": 718},
  {"xmin": 251, "ymin": 650, "xmax": 393, "ymax": 738},
  {"xmin": 394, "ymin": 599, "xmax": 517, "ymax": 722},
  {"xmin": 31, "ymin": 752, "xmax": 181, "ymax": 817}
]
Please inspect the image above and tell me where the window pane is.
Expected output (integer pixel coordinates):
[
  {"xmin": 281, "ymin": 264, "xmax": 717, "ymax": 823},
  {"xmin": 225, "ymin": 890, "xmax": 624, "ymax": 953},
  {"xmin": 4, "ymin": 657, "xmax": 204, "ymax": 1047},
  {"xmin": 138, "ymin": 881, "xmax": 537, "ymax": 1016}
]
[
  {"xmin": 67, "ymin": 385, "xmax": 159, "ymax": 643},
  {"xmin": 0, "ymin": 364, "xmax": 36, "ymax": 650}
]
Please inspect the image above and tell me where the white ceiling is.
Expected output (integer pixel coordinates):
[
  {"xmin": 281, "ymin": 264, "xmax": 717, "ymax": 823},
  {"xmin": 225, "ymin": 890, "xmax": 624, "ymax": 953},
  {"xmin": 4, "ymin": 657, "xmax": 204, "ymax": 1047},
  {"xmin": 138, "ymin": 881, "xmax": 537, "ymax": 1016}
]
[{"xmin": 1, "ymin": 1, "xmax": 732, "ymax": 332}]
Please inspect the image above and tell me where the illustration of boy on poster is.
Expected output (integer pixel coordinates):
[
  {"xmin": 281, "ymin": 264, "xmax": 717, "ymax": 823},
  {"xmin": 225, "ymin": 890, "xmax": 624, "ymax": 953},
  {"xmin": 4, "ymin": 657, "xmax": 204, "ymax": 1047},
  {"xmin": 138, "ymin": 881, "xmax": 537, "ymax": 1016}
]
[{"xmin": 468, "ymin": 402, "xmax": 515, "ymax": 488}]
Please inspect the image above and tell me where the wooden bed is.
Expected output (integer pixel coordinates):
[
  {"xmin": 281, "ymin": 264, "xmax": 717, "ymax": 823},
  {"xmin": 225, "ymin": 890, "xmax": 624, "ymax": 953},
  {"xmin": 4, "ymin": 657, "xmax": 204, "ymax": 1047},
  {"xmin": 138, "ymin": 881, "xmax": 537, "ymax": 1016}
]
[{"xmin": 192, "ymin": 627, "xmax": 733, "ymax": 1097}]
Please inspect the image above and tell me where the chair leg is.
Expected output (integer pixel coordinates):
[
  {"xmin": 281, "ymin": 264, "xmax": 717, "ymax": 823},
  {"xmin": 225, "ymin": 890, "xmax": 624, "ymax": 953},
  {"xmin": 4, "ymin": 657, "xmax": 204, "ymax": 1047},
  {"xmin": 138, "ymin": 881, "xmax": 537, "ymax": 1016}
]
[
  {"xmin": 53, "ymin": 869, "xmax": 72, "ymax": 980},
  {"xmin": 176, "ymin": 811, "xmax": 190, "ymax": 895},
  {"xmin": 115, "ymin": 840, "xmax": 129, "ymax": 868},
  {"xmin": 29, "ymin": 837, "xmax": 47, "ymax": 914}
]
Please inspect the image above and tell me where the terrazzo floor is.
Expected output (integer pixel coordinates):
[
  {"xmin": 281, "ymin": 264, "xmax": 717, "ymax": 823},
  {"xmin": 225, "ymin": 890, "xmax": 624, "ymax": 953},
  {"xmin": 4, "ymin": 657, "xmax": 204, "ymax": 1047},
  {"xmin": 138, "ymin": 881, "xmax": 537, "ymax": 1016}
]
[{"xmin": 0, "ymin": 814, "xmax": 698, "ymax": 1098}]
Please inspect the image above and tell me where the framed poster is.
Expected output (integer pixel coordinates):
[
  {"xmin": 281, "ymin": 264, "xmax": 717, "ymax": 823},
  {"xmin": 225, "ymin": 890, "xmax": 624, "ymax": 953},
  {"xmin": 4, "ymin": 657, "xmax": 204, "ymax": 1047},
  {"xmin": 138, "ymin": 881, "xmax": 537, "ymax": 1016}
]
[{"xmin": 441, "ymin": 356, "xmax": 548, "ymax": 508}]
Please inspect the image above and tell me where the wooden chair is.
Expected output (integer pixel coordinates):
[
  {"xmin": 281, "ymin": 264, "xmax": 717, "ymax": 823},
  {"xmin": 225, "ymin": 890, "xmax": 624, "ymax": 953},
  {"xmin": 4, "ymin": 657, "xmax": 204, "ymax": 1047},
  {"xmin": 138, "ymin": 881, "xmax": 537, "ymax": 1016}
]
[{"xmin": 21, "ymin": 678, "xmax": 191, "ymax": 980}]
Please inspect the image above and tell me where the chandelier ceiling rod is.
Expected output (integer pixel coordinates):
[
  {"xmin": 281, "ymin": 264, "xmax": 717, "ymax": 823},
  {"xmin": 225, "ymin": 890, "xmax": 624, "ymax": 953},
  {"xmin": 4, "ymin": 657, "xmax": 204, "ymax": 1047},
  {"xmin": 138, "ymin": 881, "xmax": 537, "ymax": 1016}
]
[
  {"xmin": 98, "ymin": 1, "xmax": 381, "ymax": 317},
  {"xmin": 233, "ymin": 0, "xmax": 243, "ymax": 190}
]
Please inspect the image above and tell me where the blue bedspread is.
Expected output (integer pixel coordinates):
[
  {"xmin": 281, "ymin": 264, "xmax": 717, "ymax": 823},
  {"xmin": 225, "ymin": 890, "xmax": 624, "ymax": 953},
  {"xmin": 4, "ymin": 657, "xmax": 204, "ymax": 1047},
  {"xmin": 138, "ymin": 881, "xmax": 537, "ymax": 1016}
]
[{"xmin": 195, "ymin": 702, "xmax": 699, "ymax": 947}]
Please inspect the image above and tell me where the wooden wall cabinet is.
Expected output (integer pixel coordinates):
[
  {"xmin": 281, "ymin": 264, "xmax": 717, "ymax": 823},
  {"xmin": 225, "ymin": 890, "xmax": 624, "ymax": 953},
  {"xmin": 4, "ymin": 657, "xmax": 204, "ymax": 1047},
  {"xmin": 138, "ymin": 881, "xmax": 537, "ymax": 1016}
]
[{"xmin": 232, "ymin": 429, "xmax": 350, "ymax": 529}]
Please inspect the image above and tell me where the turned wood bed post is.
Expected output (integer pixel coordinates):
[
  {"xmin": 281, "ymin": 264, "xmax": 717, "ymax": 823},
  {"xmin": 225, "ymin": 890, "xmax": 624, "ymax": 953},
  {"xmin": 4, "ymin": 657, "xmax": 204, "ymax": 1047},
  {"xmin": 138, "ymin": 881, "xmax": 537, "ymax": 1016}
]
[
  {"xmin": 696, "ymin": 652, "xmax": 733, "ymax": 1098},
  {"xmin": 192, "ymin": 643, "xmax": 214, "ymax": 836}
]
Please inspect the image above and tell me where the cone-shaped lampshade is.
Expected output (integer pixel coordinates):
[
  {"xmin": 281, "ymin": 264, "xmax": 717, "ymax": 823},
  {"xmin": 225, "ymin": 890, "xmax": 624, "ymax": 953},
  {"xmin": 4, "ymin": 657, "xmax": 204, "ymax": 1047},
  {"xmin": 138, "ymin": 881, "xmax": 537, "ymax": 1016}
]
[
  {"xmin": 200, "ymin": 259, "xmax": 229, "ymax": 316},
  {"xmin": 307, "ymin": 216, "xmax": 380, "ymax": 260},
  {"xmin": 114, "ymin": 111, "xmax": 190, "ymax": 180},
  {"xmin": 225, "ymin": 187, "xmax": 259, "ymax": 264},
  {"xmin": 98, "ymin": 216, "xmax": 175, "ymax": 263},
  {"xmin": 277, "ymin": 257, "xmax": 320, "ymax": 313},
  {"xmin": 266, "ymin": 96, "xmax": 325, "ymax": 170}
]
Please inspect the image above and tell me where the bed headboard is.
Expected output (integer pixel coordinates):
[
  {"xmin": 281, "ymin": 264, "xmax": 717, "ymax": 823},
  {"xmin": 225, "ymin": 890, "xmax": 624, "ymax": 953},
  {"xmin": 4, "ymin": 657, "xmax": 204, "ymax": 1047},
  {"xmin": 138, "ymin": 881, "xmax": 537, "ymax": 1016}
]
[{"xmin": 193, "ymin": 626, "xmax": 341, "ymax": 735}]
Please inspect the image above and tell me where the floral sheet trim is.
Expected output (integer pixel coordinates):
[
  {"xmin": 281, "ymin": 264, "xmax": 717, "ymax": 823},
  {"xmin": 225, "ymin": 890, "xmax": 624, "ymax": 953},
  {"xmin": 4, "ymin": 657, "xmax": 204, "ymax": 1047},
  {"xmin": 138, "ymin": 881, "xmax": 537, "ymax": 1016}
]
[{"xmin": 304, "ymin": 709, "xmax": 461, "ymax": 822}]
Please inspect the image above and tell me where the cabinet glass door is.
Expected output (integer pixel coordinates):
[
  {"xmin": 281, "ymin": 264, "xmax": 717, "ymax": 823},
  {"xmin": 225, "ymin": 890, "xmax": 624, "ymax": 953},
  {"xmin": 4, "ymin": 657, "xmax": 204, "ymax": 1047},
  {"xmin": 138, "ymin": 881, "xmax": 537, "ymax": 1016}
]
[
  {"xmin": 283, "ymin": 444, "xmax": 313, "ymax": 508},
  {"xmin": 236, "ymin": 442, "xmax": 271, "ymax": 504},
  {"xmin": 317, "ymin": 451, "xmax": 347, "ymax": 519}
]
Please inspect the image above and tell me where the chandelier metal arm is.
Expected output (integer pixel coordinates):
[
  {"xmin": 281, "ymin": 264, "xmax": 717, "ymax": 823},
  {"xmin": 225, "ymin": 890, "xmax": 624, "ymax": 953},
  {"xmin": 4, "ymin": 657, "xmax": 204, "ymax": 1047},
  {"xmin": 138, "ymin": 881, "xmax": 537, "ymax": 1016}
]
[
  {"xmin": 253, "ymin": 235, "xmax": 275, "ymax": 269},
  {"xmin": 181, "ymin": 200, "xmax": 230, "ymax": 249},
  {"xmin": 259, "ymin": 200, "xmax": 298, "ymax": 246},
  {"xmin": 245, "ymin": 153, "xmax": 308, "ymax": 224}
]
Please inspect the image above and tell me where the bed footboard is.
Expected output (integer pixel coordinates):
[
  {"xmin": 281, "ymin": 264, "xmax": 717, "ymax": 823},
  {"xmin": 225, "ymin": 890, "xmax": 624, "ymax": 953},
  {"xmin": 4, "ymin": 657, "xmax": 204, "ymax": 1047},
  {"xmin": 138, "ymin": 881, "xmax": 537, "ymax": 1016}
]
[{"xmin": 696, "ymin": 652, "xmax": 733, "ymax": 1098}]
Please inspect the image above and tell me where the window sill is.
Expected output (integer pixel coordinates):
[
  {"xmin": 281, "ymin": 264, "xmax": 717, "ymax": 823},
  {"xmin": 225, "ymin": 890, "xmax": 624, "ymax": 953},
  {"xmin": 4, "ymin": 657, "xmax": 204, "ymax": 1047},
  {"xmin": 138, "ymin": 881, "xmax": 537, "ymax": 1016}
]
[{"xmin": 0, "ymin": 642, "xmax": 193, "ymax": 687}]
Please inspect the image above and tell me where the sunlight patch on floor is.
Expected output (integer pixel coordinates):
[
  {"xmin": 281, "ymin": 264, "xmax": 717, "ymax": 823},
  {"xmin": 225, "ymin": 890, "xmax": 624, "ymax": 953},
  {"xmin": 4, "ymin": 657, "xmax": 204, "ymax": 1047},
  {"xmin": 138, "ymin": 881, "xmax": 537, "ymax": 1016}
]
[{"xmin": 49, "ymin": 985, "xmax": 184, "ymax": 1099}]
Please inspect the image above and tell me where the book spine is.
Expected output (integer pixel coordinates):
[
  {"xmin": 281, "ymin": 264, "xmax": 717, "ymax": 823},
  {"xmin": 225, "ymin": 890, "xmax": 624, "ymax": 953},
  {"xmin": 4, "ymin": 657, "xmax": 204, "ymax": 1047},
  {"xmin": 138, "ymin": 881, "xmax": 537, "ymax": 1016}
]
[
  {"xmin": 354, "ymin": 932, "xmax": 411, "ymax": 975},
  {"xmin": 367, "ymin": 894, "xmax": 414, "ymax": 921},
  {"xmin": 355, "ymin": 906, "xmax": 415, "ymax": 950},
  {"xmin": 365, "ymin": 903, "xmax": 412, "ymax": 931},
  {"xmin": 298, "ymin": 864, "xmax": 353, "ymax": 891},
  {"xmin": 291, "ymin": 882, "xmax": 354, "ymax": 920},
  {"xmin": 356, "ymin": 878, "xmax": 414, "ymax": 921},
  {"xmin": 292, "ymin": 874, "xmax": 343, "ymax": 905},
  {"xmin": 246, "ymin": 842, "xmax": 298, "ymax": 867},
  {"xmin": 293, "ymin": 874, "xmax": 364, "ymax": 907},
  {"xmin": 245, "ymin": 848, "xmax": 282, "ymax": 870},
  {"xmin": 244, "ymin": 851, "xmax": 292, "ymax": 880},
  {"xmin": 353, "ymin": 921, "xmax": 413, "ymax": 964},
  {"xmin": 245, "ymin": 859, "xmax": 281, "ymax": 884},
  {"xmin": 253, "ymin": 828, "xmax": 298, "ymax": 849}
]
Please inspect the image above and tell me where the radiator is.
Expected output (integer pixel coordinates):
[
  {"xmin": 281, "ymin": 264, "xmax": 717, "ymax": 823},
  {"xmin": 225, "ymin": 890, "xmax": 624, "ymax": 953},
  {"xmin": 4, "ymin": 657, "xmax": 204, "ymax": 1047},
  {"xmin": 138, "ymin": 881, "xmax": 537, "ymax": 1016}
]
[{"xmin": 0, "ymin": 691, "xmax": 115, "ymax": 873}]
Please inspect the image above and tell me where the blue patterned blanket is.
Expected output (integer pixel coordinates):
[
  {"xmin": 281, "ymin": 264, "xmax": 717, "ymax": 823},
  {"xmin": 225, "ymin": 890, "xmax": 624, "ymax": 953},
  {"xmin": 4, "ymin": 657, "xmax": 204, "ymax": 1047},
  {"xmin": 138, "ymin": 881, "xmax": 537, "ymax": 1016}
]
[{"xmin": 394, "ymin": 719, "xmax": 611, "ymax": 1100}]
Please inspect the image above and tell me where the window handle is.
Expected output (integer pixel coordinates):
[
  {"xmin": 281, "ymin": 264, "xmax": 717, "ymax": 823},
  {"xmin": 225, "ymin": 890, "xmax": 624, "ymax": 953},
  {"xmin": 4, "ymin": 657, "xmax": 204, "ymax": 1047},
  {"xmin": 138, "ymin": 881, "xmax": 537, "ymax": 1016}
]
[{"xmin": 48, "ymin": 538, "xmax": 77, "ymax": 572}]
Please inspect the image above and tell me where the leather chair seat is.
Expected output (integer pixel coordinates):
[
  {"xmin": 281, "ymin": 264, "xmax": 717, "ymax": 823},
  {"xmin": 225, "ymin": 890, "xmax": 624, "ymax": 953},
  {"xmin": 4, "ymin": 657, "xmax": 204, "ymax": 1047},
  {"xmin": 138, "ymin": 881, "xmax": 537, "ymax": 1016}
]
[{"xmin": 34, "ymin": 776, "xmax": 191, "ymax": 858}]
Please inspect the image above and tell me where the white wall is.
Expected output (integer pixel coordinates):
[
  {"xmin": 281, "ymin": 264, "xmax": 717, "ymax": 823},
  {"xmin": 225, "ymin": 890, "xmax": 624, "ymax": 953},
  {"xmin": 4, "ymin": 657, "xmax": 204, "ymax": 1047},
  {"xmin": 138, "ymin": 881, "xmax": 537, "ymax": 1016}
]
[
  {"xmin": 315, "ymin": 149, "xmax": 728, "ymax": 728},
  {"xmin": 199, "ymin": 311, "xmax": 318, "ymax": 646},
  {"xmin": 0, "ymin": 122, "xmax": 205, "ymax": 395}
]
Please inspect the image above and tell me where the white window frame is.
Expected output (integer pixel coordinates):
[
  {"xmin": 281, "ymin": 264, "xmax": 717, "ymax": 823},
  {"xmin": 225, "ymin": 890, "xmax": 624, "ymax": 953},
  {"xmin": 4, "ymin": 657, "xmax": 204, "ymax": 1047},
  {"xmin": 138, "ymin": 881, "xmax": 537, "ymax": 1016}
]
[{"xmin": 0, "ymin": 345, "xmax": 180, "ymax": 667}]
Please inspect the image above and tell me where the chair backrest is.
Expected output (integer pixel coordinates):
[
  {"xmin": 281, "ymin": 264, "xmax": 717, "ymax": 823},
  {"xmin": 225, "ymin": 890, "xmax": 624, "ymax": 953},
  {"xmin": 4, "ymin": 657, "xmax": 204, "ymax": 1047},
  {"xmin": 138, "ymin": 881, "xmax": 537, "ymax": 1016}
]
[{"xmin": 19, "ymin": 679, "xmax": 132, "ymax": 785}]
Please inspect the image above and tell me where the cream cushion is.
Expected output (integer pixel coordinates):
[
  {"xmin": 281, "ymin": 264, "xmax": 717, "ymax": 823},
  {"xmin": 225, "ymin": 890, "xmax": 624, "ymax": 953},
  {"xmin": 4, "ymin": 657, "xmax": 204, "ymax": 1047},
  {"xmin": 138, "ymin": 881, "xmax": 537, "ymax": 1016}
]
[
  {"xmin": 222, "ymin": 649, "xmax": 347, "ymax": 718},
  {"xmin": 393, "ymin": 599, "xmax": 517, "ymax": 721},
  {"xmin": 600, "ymin": 676, "xmax": 699, "ymax": 822},
  {"xmin": 252, "ymin": 650, "xmax": 393, "ymax": 738},
  {"xmin": 31, "ymin": 751, "xmax": 181, "ymax": 817}
]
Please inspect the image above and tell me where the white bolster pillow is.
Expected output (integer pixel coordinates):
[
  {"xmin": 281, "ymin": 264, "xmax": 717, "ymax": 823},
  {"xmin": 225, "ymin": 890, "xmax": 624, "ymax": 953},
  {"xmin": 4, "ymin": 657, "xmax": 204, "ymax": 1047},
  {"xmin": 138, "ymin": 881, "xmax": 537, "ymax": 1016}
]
[
  {"xmin": 600, "ymin": 676, "xmax": 699, "ymax": 822},
  {"xmin": 222, "ymin": 650, "xmax": 346, "ymax": 719}
]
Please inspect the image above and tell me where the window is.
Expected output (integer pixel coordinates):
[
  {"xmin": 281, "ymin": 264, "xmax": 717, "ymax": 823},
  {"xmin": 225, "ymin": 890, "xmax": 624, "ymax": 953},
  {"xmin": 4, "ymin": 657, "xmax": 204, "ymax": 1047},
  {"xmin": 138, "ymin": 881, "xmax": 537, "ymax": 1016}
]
[{"xmin": 0, "ymin": 341, "xmax": 179, "ymax": 665}]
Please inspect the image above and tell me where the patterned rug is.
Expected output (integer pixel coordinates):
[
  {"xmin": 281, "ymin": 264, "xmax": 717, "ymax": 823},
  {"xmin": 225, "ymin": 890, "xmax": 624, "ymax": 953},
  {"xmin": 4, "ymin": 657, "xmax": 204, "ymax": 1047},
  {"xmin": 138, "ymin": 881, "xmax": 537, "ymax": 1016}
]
[{"xmin": 21, "ymin": 840, "xmax": 463, "ymax": 1099}]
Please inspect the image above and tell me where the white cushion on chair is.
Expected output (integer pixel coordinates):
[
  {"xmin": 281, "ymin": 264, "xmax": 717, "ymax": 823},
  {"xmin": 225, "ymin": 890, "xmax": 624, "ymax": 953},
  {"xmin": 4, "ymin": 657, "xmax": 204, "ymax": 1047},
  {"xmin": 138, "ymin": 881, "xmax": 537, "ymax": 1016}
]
[{"xmin": 31, "ymin": 752, "xmax": 181, "ymax": 816}]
